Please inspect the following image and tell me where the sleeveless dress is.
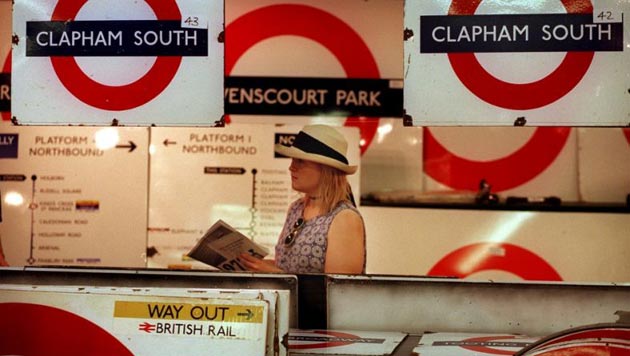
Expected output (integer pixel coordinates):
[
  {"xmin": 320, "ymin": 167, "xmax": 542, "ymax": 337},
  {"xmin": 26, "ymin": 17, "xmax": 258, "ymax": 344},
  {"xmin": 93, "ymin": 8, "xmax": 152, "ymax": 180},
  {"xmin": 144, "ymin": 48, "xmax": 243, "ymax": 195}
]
[{"xmin": 274, "ymin": 199, "xmax": 365, "ymax": 274}]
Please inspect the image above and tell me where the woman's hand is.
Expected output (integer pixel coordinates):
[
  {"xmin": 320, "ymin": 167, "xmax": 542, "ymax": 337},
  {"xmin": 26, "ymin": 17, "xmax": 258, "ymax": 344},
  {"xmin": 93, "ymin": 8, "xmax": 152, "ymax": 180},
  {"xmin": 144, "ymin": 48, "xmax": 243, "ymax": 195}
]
[{"xmin": 239, "ymin": 253, "xmax": 283, "ymax": 273}]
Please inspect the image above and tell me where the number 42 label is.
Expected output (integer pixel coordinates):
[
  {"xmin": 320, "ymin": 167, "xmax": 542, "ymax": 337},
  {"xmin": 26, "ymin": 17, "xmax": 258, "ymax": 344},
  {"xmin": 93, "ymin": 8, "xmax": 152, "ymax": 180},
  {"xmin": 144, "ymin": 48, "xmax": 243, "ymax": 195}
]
[
  {"xmin": 593, "ymin": 0, "xmax": 626, "ymax": 23},
  {"xmin": 182, "ymin": 15, "xmax": 208, "ymax": 29},
  {"xmin": 594, "ymin": 10, "xmax": 623, "ymax": 23}
]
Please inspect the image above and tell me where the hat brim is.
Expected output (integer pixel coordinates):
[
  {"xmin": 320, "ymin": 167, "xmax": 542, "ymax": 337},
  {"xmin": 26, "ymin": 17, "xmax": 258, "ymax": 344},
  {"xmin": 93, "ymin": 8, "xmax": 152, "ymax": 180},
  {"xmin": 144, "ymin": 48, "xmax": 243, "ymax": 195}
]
[{"xmin": 275, "ymin": 144, "xmax": 357, "ymax": 174}]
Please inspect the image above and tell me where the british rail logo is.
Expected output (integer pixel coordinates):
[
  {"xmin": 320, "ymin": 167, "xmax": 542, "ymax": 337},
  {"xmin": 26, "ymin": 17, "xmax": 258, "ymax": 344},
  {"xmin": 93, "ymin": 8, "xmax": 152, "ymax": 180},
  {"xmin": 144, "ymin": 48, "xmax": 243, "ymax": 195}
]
[{"xmin": 138, "ymin": 321, "xmax": 236, "ymax": 337}]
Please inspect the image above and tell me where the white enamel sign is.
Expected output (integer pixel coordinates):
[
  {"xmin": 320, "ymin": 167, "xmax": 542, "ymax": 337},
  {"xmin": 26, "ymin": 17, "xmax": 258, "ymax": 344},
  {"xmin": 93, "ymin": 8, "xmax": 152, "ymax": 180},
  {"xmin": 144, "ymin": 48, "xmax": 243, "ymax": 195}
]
[
  {"xmin": 11, "ymin": 0, "xmax": 224, "ymax": 125},
  {"xmin": 404, "ymin": 0, "xmax": 630, "ymax": 126},
  {"xmin": 288, "ymin": 329, "xmax": 406, "ymax": 355},
  {"xmin": 0, "ymin": 286, "xmax": 271, "ymax": 356},
  {"xmin": 414, "ymin": 332, "xmax": 540, "ymax": 355},
  {"xmin": 0, "ymin": 125, "xmax": 148, "ymax": 267}
]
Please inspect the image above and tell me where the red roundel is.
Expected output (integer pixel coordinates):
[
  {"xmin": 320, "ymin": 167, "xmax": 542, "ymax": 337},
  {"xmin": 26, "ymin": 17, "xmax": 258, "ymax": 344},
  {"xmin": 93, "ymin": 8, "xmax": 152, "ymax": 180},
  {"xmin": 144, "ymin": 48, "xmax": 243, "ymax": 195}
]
[
  {"xmin": 225, "ymin": 4, "xmax": 380, "ymax": 154},
  {"xmin": 289, "ymin": 330, "xmax": 361, "ymax": 349},
  {"xmin": 447, "ymin": 0, "xmax": 594, "ymax": 110},
  {"xmin": 50, "ymin": 0, "xmax": 183, "ymax": 111},
  {"xmin": 429, "ymin": 242, "xmax": 563, "ymax": 281},
  {"xmin": 424, "ymin": 127, "xmax": 572, "ymax": 191},
  {"xmin": 0, "ymin": 302, "xmax": 133, "ymax": 355},
  {"xmin": 461, "ymin": 335, "xmax": 532, "ymax": 355}
]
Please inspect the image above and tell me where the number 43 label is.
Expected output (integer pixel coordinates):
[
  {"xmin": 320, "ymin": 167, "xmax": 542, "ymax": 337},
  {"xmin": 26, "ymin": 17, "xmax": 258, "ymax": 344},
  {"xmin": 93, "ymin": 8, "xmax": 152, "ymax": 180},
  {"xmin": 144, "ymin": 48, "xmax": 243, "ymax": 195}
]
[{"xmin": 182, "ymin": 15, "xmax": 208, "ymax": 29}]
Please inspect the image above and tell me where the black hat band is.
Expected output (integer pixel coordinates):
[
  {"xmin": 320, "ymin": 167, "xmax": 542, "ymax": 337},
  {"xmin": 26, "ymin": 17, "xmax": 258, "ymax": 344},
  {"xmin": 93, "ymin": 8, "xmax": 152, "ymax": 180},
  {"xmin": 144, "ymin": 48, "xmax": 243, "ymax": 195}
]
[{"xmin": 291, "ymin": 131, "xmax": 349, "ymax": 165}]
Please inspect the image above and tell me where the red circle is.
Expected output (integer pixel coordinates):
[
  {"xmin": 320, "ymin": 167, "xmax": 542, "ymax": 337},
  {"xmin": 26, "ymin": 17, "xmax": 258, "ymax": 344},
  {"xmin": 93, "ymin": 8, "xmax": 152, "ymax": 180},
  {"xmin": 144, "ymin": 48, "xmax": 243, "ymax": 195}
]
[
  {"xmin": 0, "ymin": 302, "xmax": 134, "ymax": 355},
  {"xmin": 424, "ymin": 127, "xmax": 571, "ymax": 191},
  {"xmin": 50, "ymin": 0, "xmax": 182, "ymax": 111},
  {"xmin": 622, "ymin": 128, "xmax": 630, "ymax": 145},
  {"xmin": 447, "ymin": 0, "xmax": 594, "ymax": 110},
  {"xmin": 225, "ymin": 4, "xmax": 380, "ymax": 154},
  {"xmin": 462, "ymin": 335, "xmax": 529, "ymax": 355},
  {"xmin": 428, "ymin": 242, "xmax": 563, "ymax": 281},
  {"xmin": 289, "ymin": 330, "xmax": 360, "ymax": 349},
  {"xmin": 535, "ymin": 328, "xmax": 630, "ymax": 350},
  {"xmin": 525, "ymin": 344, "xmax": 630, "ymax": 356},
  {"xmin": 1, "ymin": 50, "xmax": 10, "ymax": 121}
]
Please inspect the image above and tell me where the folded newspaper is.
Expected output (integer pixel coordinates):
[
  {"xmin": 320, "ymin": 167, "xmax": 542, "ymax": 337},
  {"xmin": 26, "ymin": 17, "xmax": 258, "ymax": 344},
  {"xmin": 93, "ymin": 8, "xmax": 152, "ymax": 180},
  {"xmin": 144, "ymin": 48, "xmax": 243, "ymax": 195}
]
[{"xmin": 187, "ymin": 220, "xmax": 269, "ymax": 271}]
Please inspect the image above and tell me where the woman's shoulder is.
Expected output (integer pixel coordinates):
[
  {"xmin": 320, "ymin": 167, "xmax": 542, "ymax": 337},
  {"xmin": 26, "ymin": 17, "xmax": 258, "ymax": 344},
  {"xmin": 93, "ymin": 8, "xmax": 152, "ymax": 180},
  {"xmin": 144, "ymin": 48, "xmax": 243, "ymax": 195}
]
[
  {"xmin": 333, "ymin": 200, "xmax": 361, "ymax": 214},
  {"xmin": 329, "ymin": 201, "xmax": 363, "ymax": 223},
  {"xmin": 333, "ymin": 205, "xmax": 362, "ymax": 220}
]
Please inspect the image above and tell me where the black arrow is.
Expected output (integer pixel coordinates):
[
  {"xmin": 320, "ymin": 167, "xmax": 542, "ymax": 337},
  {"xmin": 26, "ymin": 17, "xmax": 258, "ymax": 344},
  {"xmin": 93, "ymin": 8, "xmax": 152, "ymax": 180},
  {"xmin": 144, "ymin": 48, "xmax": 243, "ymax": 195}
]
[
  {"xmin": 163, "ymin": 139, "xmax": 177, "ymax": 147},
  {"xmin": 115, "ymin": 141, "xmax": 137, "ymax": 152},
  {"xmin": 237, "ymin": 309, "xmax": 254, "ymax": 320}
]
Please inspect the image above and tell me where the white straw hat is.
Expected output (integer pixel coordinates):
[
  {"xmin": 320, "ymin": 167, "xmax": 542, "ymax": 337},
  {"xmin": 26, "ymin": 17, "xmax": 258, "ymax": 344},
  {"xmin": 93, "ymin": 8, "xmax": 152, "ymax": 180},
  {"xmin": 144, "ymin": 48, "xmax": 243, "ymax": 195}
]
[{"xmin": 275, "ymin": 125, "xmax": 357, "ymax": 174}]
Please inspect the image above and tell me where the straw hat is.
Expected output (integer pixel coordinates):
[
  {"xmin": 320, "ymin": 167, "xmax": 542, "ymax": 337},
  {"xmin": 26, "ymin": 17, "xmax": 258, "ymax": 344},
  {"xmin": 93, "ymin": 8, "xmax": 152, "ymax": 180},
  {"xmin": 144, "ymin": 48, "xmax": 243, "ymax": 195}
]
[{"xmin": 275, "ymin": 125, "xmax": 357, "ymax": 174}]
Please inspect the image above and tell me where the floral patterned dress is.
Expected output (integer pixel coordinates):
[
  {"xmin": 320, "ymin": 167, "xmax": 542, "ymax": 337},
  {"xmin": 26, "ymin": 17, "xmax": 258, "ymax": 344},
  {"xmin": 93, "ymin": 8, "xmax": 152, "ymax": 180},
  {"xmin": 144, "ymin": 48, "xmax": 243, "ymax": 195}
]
[{"xmin": 274, "ymin": 199, "xmax": 365, "ymax": 273}]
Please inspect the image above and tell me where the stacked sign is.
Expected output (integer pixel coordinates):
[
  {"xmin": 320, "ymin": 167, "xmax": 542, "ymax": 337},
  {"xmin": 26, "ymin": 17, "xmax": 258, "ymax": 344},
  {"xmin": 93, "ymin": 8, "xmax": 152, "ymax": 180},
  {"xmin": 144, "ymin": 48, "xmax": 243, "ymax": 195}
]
[
  {"xmin": 12, "ymin": 0, "xmax": 224, "ymax": 125},
  {"xmin": 404, "ymin": 0, "xmax": 629, "ymax": 126}
]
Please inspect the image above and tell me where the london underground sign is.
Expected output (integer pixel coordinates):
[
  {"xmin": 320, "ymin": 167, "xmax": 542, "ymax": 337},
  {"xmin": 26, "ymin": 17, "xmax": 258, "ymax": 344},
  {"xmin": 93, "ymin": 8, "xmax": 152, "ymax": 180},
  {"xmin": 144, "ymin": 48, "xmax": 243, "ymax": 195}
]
[
  {"xmin": 429, "ymin": 242, "xmax": 563, "ymax": 281},
  {"xmin": 12, "ymin": 0, "xmax": 223, "ymax": 125},
  {"xmin": 0, "ymin": 303, "xmax": 134, "ymax": 355},
  {"xmin": 225, "ymin": 4, "xmax": 383, "ymax": 154},
  {"xmin": 424, "ymin": 127, "xmax": 572, "ymax": 191},
  {"xmin": 288, "ymin": 329, "xmax": 405, "ymax": 354},
  {"xmin": 404, "ymin": 0, "xmax": 629, "ymax": 126},
  {"xmin": 415, "ymin": 333, "xmax": 539, "ymax": 355}
]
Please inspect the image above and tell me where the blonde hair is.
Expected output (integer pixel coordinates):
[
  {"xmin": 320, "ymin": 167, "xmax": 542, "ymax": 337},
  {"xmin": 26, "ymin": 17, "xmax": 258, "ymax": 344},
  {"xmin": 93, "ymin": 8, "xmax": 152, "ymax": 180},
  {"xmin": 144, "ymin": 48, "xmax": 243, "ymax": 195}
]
[{"xmin": 316, "ymin": 165, "xmax": 353, "ymax": 214}]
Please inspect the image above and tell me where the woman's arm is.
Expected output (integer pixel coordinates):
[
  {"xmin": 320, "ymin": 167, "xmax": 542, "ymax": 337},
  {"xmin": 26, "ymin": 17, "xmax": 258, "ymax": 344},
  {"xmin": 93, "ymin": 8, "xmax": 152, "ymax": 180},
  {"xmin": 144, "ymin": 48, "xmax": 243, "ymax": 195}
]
[{"xmin": 324, "ymin": 209, "xmax": 365, "ymax": 274}]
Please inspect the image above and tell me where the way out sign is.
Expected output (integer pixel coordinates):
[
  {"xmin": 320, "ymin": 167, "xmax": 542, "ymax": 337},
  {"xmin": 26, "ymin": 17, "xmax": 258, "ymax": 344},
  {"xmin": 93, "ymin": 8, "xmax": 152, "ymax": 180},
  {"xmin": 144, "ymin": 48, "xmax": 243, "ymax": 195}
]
[
  {"xmin": 12, "ymin": 0, "xmax": 224, "ymax": 125},
  {"xmin": 404, "ymin": 0, "xmax": 630, "ymax": 126}
]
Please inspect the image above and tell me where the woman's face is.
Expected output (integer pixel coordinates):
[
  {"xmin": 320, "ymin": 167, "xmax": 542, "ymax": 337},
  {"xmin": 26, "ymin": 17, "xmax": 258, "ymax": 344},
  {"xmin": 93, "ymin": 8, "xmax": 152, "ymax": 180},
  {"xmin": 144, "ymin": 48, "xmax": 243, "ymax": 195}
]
[{"xmin": 289, "ymin": 158, "xmax": 322, "ymax": 195}]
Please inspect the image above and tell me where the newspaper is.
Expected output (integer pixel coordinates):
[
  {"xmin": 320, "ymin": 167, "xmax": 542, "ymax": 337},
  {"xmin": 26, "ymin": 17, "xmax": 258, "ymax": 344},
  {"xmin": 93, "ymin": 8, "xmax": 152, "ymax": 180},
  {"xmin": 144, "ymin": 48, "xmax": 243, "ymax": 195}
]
[{"xmin": 187, "ymin": 220, "xmax": 269, "ymax": 271}]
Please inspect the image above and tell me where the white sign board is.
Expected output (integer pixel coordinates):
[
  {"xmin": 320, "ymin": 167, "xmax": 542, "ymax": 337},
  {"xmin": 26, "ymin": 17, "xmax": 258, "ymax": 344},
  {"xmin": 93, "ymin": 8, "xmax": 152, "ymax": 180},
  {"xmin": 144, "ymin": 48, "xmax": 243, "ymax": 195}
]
[
  {"xmin": 0, "ymin": 285, "xmax": 271, "ymax": 356},
  {"xmin": 0, "ymin": 126, "xmax": 148, "ymax": 267},
  {"xmin": 363, "ymin": 206, "xmax": 630, "ymax": 283},
  {"xmin": 11, "ymin": 0, "xmax": 223, "ymax": 125},
  {"xmin": 404, "ymin": 0, "xmax": 630, "ymax": 126},
  {"xmin": 147, "ymin": 124, "xmax": 361, "ymax": 269},
  {"xmin": 288, "ymin": 329, "xmax": 406, "ymax": 355},
  {"xmin": 413, "ymin": 332, "xmax": 540, "ymax": 355}
]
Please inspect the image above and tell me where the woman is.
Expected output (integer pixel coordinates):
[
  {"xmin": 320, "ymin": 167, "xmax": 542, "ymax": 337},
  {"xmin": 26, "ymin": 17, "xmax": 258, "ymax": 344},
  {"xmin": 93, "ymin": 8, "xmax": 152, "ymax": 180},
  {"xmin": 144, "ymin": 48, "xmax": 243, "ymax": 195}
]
[{"xmin": 241, "ymin": 124, "xmax": 365, "ymax": 274}]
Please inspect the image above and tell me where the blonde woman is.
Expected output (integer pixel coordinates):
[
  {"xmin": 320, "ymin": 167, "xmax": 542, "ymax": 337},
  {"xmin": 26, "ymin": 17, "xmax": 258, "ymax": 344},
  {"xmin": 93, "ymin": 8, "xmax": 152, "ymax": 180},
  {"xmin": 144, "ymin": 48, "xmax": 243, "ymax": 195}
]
[{"xmin": 241, "ymin": 125, "xmax": 365, "ymax": 274}]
